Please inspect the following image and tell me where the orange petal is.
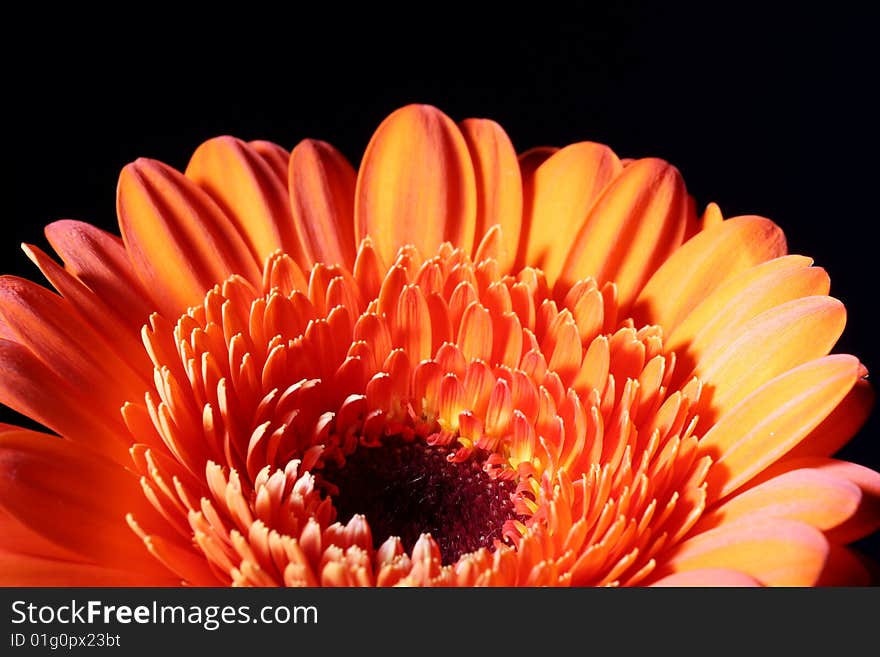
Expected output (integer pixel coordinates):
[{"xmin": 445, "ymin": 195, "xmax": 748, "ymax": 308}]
[
  {"xmin": 117, "ymin": 158, "xmax": 261, "ymax": 318},
  {"xmin": 355, "ymin": 104, "xmax": 477, "ymax": 264},
  {"xmin": 0, "ymin": 475, "xmax": 83, "ymax": 561},
  {"xmin": 699, "ymin": 355, "xmax": 862, "ymax": 500},
  {"xmin": 186, "ymin": 136, "xmax": 300, "ymax": 264},
  {"xmin": 665, "ymin": 255, "xmax": 827, "ymax": 356},
  {"xmin": 0, "ymin": 339, "xmax": 130, "ymax": 462},
  {"xmin": 0, "ymin": 551, "xmax": 178, "ymax": 586},
  {"xmin": 794, "ymin": 459, "xmax": 879, "ymax": 545},
  {"xmin": 650, "ymin": 568, "xmax": 761, "ymax": 587},
  {"xmin": 516, "ymin": 146, "xmax": 557, "ymax": 271},
  {"xmin": 0, "ymin": 428, "xmax": 171, "ymax": 574},
  {"xmin": 248, "ymin": 140, "xmax": 291, "ymax": 181},
  {"xmin": 693, "ymin": 296, "xmax": 847, "ymax": 424},
  {"xmin": 22, "ymin": 244, "xmax": 152, "ymax": 377},
  {"xmin": 523, "ymin": 142, "xmax": 622, "ymax": 285},
  {"xmin": 560, "ymin": 158, "xmax": 689, "ymax": 309},
  {"xmin": 288, "ymin": 139, "xmax": 358, "ymax": 269},
  {"xmin": 631, "ymin": 215, "xmax": 787, "ymax": 330},
  {"xmin": 697, "ymin": 467, "xmax": 861, "ymax": 533},
  {"xmin": 459, "ymin": 118, "xmax": 523, "ymax": 271},
  {"xmin": 0, "ymin": 275, "xmax": 150, "ymax": 403},
  {"xmin": 44, "ymin": 219, "xmax": 155, "ymax": 329},
  {"xmin": 655, "ymin": 518, "xmax": 828, "ymax": 586},
  {"xmin": 784, "ymin": 378, "xmax": 874, "ymax": 460}
]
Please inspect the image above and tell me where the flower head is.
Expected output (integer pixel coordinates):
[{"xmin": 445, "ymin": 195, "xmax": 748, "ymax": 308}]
[{"xmin": 1, "ymin": 104, "xmax": 877, "ymax": 586}]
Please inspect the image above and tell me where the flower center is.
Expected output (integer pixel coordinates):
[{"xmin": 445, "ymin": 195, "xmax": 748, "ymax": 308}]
[{"xmin": 319, "ymin": 438, "xmax": 519, "ymax": 564}]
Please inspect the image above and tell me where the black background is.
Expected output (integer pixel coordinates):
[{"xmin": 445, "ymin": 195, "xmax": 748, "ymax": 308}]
[{"xmin": 5, "ymin": 6, "xmax": 879, "ymax": 562}]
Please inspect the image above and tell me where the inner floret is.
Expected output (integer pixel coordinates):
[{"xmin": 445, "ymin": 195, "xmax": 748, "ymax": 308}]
[{"xmin": 319, "ymin": 437, "xmax": 520, "ymax": 564}]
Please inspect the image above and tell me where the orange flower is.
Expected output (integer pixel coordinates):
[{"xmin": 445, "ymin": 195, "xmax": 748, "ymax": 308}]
[{"xmin": 1, "ymin": 104, "xmax": 877, "ymax": 586}]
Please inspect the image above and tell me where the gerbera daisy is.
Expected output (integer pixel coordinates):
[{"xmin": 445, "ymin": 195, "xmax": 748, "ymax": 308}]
[{"xmin": 0, "ymin": 104, "xmax": 877, "ymax": 586}]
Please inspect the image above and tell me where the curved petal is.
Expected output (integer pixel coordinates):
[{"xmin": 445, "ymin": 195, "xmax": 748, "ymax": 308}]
[
  {"xmin": 699, "ymin": 355, "xmax": 862, "ymax": 501},
  {"xmin": 516, "ymin": 146, "xmax": 557, "ymax": 269},
  {"xmin": 693, "ymin": 296, "xmax": 847, "ymax": 425},
  {"xmin": 560, "ymin": 158, "xmax": 690, "ymax": 309},
  {"xmin": 248, "ymin": 140, "xmax": 291, "ymax": 182},
  {"xmin": 655, "ymin": 518, "xmax": 828, "ymax": 586},
  {"xmin": 354, "ymin": 104, "xmax": 477, "ymax": 264},
  {"xmin": 0, "ymin": 340, "xmax": 130, "ymax": 462},
  {"xmin": 0, "ymin": 427, "xmax": 172, "ymax": 575},
  {"xmin": 186, "ymin": 136, "xmax": 300, "ymax": 264},
  {"xmin": 459, "ymin": 118, "xmax": 523, "ymax": 270},
  {"xmin": 22, "ymin": 244, "xmax": 153, "ymax": 378},
  {"xmin": 764, "ymin": 458, "xmax": 880, "ymax": 545},
  {"xmin": 650, "ymin": 568, "xmax": 761, "ymax": 587},
  {"xmin": 289, "ymin": 139, "xmax": 358, "ymax": 269},
  {"xmin": 665, "ymin": 255, "xmax": 827, "ymax": 356},
  {"xmin": 561, "ymin": 158, "xmax": 689, "ymax": 311},
  {"xmin": 522, "ymin": 142, "xmax": 621, "ymax": 284},
  {"xmin": 0, "ymin": 497, "xmax": 82, "ymax": 561},
  {"xmin": 117, "ymin": 158, "xmax": 261, "ymax": 318},
  {"xmin": 0, "ymin": 275, "xmax": 150, "ymax": 401},
  {"xmin": 44, "ymin": 220, "xmax": 155, "ymax": 330},
  {"xmin": 785, "ymin": 379, "xmax": 874, "ymax": 461},
  {"xmin": 631, "ymin": 215, "xmax": 787, "ymax": 330},
  {"xmin": 697, "ymin": 467, "xmax": 861, "ymax": 533}
]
